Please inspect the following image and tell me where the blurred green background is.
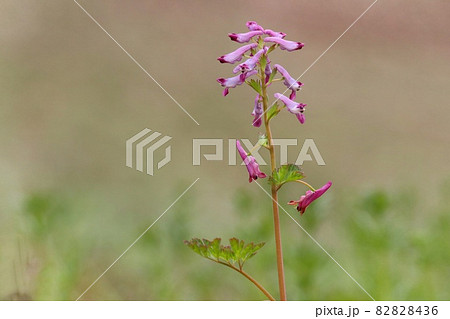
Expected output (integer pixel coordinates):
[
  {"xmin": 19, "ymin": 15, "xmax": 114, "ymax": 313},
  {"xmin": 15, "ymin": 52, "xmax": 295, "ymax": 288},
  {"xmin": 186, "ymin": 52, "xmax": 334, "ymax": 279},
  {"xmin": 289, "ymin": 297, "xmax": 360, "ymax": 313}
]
[{"xmin": 1, "ymin": 0, "xmax": 449, "ymax": 300}]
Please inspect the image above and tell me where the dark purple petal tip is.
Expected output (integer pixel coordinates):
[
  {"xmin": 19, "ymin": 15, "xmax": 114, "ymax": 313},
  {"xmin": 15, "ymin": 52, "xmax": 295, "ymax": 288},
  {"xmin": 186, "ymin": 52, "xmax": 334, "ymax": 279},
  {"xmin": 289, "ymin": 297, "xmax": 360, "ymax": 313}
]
[{"xmin": 228, "ymin": 33, "xmax": 238, "ymax": 41}]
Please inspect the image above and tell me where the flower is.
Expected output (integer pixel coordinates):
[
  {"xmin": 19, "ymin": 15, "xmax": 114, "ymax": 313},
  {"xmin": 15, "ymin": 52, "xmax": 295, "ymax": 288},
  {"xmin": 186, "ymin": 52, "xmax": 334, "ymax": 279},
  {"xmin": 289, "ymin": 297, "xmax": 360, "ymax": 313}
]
[
  {"xmin": 274, "ymin": 93, "xmax": 307, "ymax": 123},
  {"xmin": 246, "ymin": 21, "xmax": 264, "ymax": 32},
  {"xmin": 218, "ymin": 43, "xmax": 258, "ymax": 64},
  {"xmin": 228, "ymin": 30, "xmax": 264, "ymax": 43},
  {"xmin": 264, "ymin": 37, "xmax": 304, "ymax": 51},
  {"xmin": 273, "ymin": 64, "xmax": 304, "ymax": 92},
  {"xmin": 265, "ymin": 62, "xmax": 272, "ymax": 84},
  {"xmin": 288, "ymin": 181, "xmax": 332, "ymax": 215},
  {"xmin": 236, "ymin": 140, "xmax": 267, "ymax": 183},
  {"xmin": 217, "ymin": 70, "xmax": 257, "ymax": 96},
  {"xmin": 232, "ymin": 47, "xmax": 267, "ymax": 74},
  {"xmin": 251, "ymin": 94, "xmax": 263, "ymax": 127},
  {"xmin": 264, "ymin": 29, "xmax": 286, "ymax": 38}
]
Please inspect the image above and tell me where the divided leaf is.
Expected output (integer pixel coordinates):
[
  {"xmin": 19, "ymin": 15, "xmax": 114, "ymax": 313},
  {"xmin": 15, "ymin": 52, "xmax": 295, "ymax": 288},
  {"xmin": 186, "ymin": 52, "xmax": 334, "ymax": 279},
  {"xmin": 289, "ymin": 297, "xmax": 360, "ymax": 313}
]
[
  {"xmin": 247, "ymin": 79, "xmax": 262, "ymax": 95},
  {"xmin": 270, "ymin": 164, "xmax": 305, "ymax": 189},
  {"xmin": 184, "ymin": 237, "xmax": 265, "ymax": 268}
]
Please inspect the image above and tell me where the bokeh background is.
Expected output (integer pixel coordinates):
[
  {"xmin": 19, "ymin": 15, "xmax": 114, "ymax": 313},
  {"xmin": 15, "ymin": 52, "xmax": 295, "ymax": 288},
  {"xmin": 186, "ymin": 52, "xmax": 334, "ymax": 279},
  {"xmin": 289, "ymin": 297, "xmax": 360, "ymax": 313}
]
[{"xmin": 1, "ymin": 0, "xmax": 449, "ymax": 300}]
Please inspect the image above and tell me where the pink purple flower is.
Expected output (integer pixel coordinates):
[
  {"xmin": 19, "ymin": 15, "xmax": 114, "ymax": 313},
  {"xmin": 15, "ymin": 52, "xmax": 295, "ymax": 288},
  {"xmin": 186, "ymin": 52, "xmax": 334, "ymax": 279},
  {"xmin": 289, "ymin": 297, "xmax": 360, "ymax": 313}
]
[
  {"xmin": 265, "ymin": 62, "xmax": 272, "ymax": 84},
  {"xmin": 217, "ymin": 70, "xmax": 257, "ymax": 96},
  {"xmin": 288, "ymin": 181, "xmax": 332, "ymax": 215},
  {"xmin": 251, "ymin": 94, "xmax": 263, "ymax": 127},
  {"xmin": 218, "ymin": 43, "xmax": 258, "ymax": 64},
  {"xmin": 246, "ymin": 21, "xmax": 264, "ymax": 32},
  {"xmin": 264, "ymin": 37, "xmax": 304, "ymax": 51},
  {"xmin": 264, "ymin": 29, "xmax": 286, "ymax": 38},
  {"xmin": 274, "ymin": 64, "xmax": 303, "ymax": 91},
  {"xmin": 274, "ymin": 93, "xmax": 306, "ymax": 123},
  {"xmin": 233, "ymin": 47, "xmax": 266, "ymax": 74},
  {"xmin": 228, "ymin": 30, "xmax": 264, "ymax": 43},
  {"xmin": 236, "ymin": 140, "xmax": 266, "ymax": 183}
]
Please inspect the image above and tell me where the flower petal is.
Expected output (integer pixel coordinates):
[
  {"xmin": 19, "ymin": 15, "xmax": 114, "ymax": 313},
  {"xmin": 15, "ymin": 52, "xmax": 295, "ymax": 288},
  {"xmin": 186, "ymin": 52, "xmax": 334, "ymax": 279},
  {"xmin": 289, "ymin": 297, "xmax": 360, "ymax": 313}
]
[
  {"xmin": 217, "ymin": 43, "xmax": 258, "ymax": 64},
  {"xmin": 264, "ymin": 37, "xmax": 304, "ymax": 51},
  {"xmin": 228, "ymin": 30, "xmax": 264, "ymax": 43},
  {"xmin": 246, "ymin": 21, "xmax": 264, "ymax": 32}
]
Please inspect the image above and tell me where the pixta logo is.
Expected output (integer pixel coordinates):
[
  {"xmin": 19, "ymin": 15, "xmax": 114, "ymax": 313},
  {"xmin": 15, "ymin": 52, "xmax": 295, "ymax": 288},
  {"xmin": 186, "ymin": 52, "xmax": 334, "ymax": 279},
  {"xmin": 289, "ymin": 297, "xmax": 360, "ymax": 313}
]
[
  {"xmin": 193, "ymin": 138, "xmax": 325, "ymax": 166},
  {"xmin": 126, "ymin": 128, "xmax": 172, "ymax": 176}
]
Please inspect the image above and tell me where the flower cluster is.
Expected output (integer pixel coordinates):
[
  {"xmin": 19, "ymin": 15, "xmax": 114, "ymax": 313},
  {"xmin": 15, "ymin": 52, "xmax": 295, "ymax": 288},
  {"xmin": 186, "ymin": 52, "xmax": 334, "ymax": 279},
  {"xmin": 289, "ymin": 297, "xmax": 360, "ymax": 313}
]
[
  {"xmin": 217, "ymin": 21, "xmax": 331, "ymax": 216},
  {"xmin": 217, "ymin": 21, "xmax": 307, "ymax": 126}
]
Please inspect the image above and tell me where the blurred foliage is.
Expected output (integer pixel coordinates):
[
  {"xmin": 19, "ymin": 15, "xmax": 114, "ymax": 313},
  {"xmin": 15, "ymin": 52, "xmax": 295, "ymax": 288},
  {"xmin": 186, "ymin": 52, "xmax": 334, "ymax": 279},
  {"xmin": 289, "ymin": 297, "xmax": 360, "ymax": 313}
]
[{"xmin": 1, "ymin": 182, "xmax": 449, "ymax": 300}]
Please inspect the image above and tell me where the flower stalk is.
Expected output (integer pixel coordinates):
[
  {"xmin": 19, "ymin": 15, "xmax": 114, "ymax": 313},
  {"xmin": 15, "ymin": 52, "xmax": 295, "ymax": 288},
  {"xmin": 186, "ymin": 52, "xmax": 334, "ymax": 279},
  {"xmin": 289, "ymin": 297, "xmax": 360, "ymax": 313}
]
[
  {"xmin": 260, "ymin": 64, "xmax": 287, "ymax": 301},
  {"xmin": 212, "ymin": 259, "xmax": 276, "ymax": 301}
]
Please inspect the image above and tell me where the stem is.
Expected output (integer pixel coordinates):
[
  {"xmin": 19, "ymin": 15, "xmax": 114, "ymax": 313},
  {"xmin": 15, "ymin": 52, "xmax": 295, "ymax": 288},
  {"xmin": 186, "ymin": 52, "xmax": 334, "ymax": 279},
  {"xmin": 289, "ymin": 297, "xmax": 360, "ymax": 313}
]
[
  {"xmin": 260, "ymin": 64, "xmax": 287, "ymax": 301},
  {"xmin": 214, "ymin": 260, "xmax": 276, "ymax": 301},
  {"xmin": 294, "ymin": 180, "xmax": 316, "ymax": 191}
]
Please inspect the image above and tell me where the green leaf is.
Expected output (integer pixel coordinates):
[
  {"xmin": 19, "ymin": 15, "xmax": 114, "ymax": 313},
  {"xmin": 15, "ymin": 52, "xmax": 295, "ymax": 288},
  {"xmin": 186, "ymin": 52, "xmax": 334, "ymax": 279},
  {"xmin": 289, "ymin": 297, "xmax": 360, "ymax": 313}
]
[
  {"xmin": 259, "ymin": 54, "xmax": 267, "ymax": 72},
  {"xmin": 257, "ymin": 37, "xmax": 264, "ymax": 49},
  {"xmin": 270, "ymin": 164, "xmax": 305, "ymax": 189},
  {"xmin": 267, "ymin": 68, "xmax": 278, "ymax": 85},
  {"xmin": 184, "ymin": 237, "xmax": 265, "ymax": 268},
  {"xmin": 267, "ymin": 44, "xmax": 277, "ymax": 54},
  {"xmin": 267, "ymin": 103, "xmax": 280, "ymax": 121},
  {"xmin": 246, "ymin": 79, "xmax": 262, "ymax": 95}
]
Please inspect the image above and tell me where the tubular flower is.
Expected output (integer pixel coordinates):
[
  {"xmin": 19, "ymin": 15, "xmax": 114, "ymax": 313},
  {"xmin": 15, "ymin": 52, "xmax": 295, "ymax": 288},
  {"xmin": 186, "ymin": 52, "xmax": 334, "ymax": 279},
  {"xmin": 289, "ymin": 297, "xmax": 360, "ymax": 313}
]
[
  {"xmin": 265, "ymin": 62, "xmax": 272, "ymax": 84},
  {"xmin": 264, "ymin": 29, "xmax": 286, "ymax": 38},
  {"xmin": 233, "ymin": 47, "xmax": 267, "ymax": 74},
  {"xmin": 228, "ymin": 30, "xmax": 264, "ymax": 43},
  {"xmin": 218, "ymin": 43, "xmax": 258, "ymax": 64},
  {"xmin": 264, "ymin": 37, "xmax": 304, "ymax": 51},
  {"xmin": 288, "ymin": 181, "xmax": 332, "ymax": 215},
  {"xmin": 236, "ymin": 140, "xmax": 267, "ymax": 183},
  {"xmin": 217, "ymin": 70, "xmax": 257, "ymax": 96},
  {"xmin": 246, "ymin": 21, "xmax": 264, "ymax": 32},
  {"xmin": 274, "ymin": 93, "xmax": 306, "ymax": 124},
  {"xmin": 251, "ymin": 94, "xmax": 263, "ymax": 127},
  {"xmin": 273, "ymin": 64, "xmax": 304, "ymax": 91}
]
